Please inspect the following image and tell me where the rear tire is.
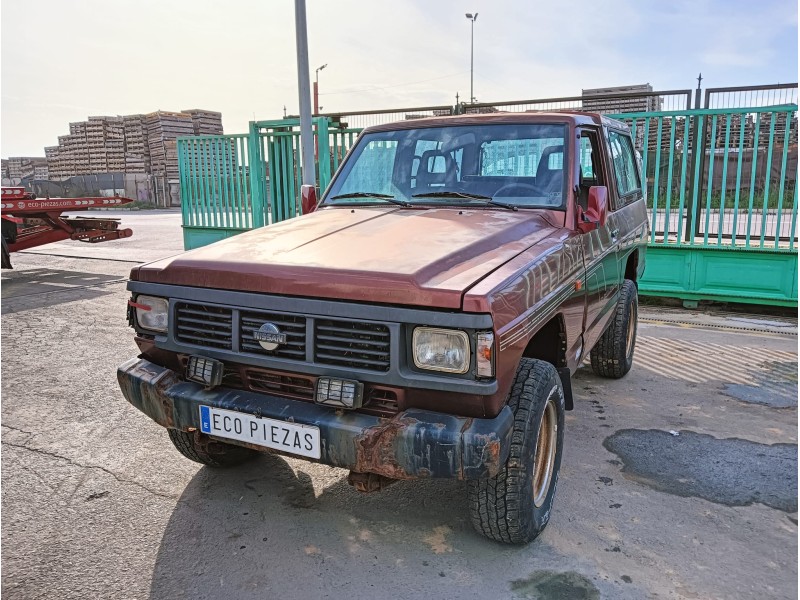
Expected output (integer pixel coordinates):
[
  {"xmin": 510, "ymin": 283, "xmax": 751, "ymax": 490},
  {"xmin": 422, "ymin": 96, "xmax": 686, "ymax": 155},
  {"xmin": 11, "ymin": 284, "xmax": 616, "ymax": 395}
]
[
  {"xmin": 467, "ymin": 358, "xmax": 565, "ymax": 544},
  {"xmin": 590, "ymin": 279, "xmax": 638, "ymax": 379},
  {"xmin": 167, "ymin": 428, "xmax": 257, "ymax": 467}
]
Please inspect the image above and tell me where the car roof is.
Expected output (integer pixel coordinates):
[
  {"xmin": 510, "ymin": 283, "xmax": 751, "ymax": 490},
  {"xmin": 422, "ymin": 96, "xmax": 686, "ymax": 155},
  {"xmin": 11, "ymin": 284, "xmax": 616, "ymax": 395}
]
[{"xmin": 359, "ymin": 110, "xmax": 630, "ymax": 134}]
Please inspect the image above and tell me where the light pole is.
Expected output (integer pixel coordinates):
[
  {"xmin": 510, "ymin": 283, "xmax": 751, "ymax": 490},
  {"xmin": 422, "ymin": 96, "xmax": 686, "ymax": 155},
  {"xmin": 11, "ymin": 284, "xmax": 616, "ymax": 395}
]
[
  {"xmin": 293, "ymin": 0, "xmax": 315, "ymax": 187},
  {"xmin": 314, "ymin": 63, "xmax": 327, "ymax": 115},
  {"xmin": 465, "ymin": 13, "xmax": 478, "ymax": 103}
]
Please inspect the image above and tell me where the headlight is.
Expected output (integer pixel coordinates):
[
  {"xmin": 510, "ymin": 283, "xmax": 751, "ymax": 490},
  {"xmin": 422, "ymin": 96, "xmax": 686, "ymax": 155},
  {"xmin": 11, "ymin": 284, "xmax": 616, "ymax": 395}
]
[
  {"xmin": 133, "ymin": 295, "xmax": 169, "ymax": 332},
  {"xmin": 412, "ymin": 327, "xmax": 470, "ymax": 374}
]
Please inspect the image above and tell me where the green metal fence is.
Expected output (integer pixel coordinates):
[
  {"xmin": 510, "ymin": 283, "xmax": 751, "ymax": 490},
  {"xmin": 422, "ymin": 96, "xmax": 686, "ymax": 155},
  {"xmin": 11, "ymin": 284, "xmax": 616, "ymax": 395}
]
[
  {"xmin": 611, "ymin": 105, "xmax": 798, "ymax": 306},
  {"xmin": 178, "ymin": 134, "xmax": 258, "ymax": 249},
  {"xmin": 179, "ymin": 119, "xmax": 361, "ymax": 249},
  {"xmin": 178, "ymin": 105, "xmax": 798, "ymax": 307}
]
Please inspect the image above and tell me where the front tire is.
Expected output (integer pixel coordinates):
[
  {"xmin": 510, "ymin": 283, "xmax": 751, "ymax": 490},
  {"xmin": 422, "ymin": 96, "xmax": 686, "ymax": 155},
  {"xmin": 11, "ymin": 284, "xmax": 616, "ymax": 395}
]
[
  {"xmin": 467, "ymin": 358, "xmax": 565, "ymax": 544},
  {"xmin": 590, "ymin": 279, "xmax": 638, "ymax": 379},
  {"xmin": 167, "ymin": 428, "xmax": 258, "ymax": 467}
]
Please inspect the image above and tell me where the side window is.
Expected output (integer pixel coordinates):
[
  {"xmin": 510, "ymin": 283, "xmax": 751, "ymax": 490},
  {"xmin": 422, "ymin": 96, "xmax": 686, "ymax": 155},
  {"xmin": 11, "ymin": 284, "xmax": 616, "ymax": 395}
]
[
  {"xmin": 607, "ymin": 130, "xmax": 641, "ymax": 200},
  {"xmin": 578, "ymin": 131, "xmax": 604, "ymax": 210},
  {"xmin": 579, "ymin": 136, "xmax": 595, "ymax": 179}
]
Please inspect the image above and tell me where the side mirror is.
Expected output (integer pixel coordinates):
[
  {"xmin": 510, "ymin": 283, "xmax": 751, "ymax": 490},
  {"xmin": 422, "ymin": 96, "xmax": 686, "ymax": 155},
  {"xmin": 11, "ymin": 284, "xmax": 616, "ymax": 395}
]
[
  {"xmin": 578, "ymin": 186, "xmax": 608, "ymax": 233},
  {"xmin": 300, "ymin": 184, "xmax": 318, "ymax": 215}
]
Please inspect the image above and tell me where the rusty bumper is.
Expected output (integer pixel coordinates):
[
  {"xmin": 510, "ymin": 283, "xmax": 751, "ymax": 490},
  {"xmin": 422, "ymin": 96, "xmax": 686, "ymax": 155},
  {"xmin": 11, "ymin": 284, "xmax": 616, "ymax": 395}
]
[{"xmin": 117, "ymin": 358, "xmax": 514, "ymax": 480}]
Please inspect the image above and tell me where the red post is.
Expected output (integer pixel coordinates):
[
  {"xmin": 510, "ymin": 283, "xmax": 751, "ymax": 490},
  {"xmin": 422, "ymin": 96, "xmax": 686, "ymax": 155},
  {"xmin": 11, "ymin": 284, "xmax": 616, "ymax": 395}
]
[{"xmin": 313, "ymin": 81, "xmax": 319, "ymax": 115}]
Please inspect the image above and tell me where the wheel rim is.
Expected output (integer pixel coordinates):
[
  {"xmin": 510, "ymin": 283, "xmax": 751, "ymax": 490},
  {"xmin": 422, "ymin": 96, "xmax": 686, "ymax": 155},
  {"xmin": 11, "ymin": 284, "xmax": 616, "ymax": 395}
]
[
  {"xmin": 626, "ymin": 301, "xmax": 637, "ymax": 358},
  {"xmin": 532, "ymin": 397, "xmax": 558, "ymax": 508}
]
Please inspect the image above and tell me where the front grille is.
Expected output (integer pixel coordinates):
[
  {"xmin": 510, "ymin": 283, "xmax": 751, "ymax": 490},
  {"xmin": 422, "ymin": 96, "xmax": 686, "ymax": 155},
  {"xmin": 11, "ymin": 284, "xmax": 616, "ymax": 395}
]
[
  {"xmin": 175, "ymin": 303, "xmax": 233, "ymax": 349},
  {"xmin": 240, "ymin": 310, "xmax": 306, "ymax": 360},
  {"xmin": 314, "ymin": 319, "xmax": 391, "ymax": 372},
  {"xmin": 171, "ymin": 302, "xmax": 393, "ymax": 373}
]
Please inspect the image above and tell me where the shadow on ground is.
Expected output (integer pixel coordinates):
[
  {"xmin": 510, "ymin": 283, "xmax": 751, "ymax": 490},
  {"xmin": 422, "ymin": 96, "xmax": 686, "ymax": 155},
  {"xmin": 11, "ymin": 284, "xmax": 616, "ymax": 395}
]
[
  {"xmin": 1, "ymin": 268, "xmax": 121, "ymax": 314},
  {"xmin": 149, "ymin": 454, "xmax": 507, "ymax": 600}
]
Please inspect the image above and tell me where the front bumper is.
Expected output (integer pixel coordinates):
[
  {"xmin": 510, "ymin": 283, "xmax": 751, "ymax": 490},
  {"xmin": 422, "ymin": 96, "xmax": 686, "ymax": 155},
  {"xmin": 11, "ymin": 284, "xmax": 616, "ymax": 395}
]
[{"xmin": 117, "ymin": 358, "xmax": 514, "ymax": 480}]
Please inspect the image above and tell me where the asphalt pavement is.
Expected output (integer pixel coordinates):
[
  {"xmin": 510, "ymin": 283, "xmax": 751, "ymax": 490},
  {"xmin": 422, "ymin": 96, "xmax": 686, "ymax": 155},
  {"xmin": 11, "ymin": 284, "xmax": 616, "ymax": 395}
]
[{"xmin": 1, "ymin": 211, "xmax": 797, "ymax": 600}]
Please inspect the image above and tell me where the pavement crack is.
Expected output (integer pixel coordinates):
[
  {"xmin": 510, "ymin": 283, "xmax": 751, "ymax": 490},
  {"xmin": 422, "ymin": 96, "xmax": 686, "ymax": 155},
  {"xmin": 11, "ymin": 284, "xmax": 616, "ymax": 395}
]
[
  {"xmin": 2, "ymin": 440, "xmax": 178, "ymax": 502},
  {"xmin": 2, "ymin": 424, "xmax": 36, "ymax": 437}
]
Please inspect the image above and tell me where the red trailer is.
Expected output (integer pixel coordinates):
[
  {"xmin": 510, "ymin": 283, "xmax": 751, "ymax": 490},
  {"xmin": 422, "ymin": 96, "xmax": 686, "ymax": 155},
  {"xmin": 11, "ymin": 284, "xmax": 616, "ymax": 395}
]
[{"xmin": 1, "ymin": 187, "xmax": 134, "ymax": 268}]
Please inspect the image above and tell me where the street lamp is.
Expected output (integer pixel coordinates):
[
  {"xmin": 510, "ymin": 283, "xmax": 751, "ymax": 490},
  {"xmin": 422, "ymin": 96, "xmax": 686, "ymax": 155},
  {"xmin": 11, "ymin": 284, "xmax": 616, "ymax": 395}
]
[
  {"xmin": 314, "ymin": 63, "xmax": 327, "ymax": 115},
  {"xmin": 465, "ymin": 13, "xmax": 478, "ymax": 103}
]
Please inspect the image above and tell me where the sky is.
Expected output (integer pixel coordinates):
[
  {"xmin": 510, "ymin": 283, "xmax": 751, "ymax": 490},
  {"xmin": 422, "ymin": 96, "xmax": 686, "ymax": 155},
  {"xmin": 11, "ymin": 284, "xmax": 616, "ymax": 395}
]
[{"xmin": 2, "ymin": 0, "xmax": 798, "ymax": 157}]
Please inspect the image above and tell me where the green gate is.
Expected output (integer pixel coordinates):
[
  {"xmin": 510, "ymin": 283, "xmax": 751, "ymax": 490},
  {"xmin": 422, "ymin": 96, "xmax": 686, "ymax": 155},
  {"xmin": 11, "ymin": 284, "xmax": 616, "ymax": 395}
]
[
  {"xmin": 178, "ymin": 134, "xmax": 256, "ymax": 249},
  {"xmin": 178, "ymin": 118, "xmax": 360, "ymax": 249},
  {"xmin": 178, "ymin": 105, "xmax": 798, "ymax": 307}
]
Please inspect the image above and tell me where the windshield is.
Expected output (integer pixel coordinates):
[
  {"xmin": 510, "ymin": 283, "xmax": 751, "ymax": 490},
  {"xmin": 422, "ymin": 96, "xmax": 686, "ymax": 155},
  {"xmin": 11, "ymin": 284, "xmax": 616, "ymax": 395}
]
[{"xmin": 323, "ymin": 123, "xmax": 568, "ymax": 209}]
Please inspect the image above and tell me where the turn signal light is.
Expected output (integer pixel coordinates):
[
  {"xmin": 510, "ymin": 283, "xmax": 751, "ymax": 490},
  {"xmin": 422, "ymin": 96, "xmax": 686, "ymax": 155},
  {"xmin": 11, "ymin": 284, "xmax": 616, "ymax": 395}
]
[{"xmin": 477, "ymin": 332, "xmax": 495, "ymax": 378}]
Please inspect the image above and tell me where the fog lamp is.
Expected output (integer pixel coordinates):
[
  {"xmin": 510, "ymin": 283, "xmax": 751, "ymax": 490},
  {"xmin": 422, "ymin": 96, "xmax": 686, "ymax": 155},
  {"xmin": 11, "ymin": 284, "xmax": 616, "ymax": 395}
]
[
  {"xmin": 186, "ymin": 355, "xmax": 224, "ymax": 388},
  {"xmin": 316, "ymin": 377, "xmax": 364, "ymax": 409}
]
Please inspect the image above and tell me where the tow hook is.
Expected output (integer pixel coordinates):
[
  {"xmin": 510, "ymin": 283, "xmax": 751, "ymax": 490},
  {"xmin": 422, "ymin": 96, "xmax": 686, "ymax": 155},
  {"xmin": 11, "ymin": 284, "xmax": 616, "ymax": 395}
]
[{"xmin": 347, "ymin": 471, "xmax": 399, "ymax": 493}]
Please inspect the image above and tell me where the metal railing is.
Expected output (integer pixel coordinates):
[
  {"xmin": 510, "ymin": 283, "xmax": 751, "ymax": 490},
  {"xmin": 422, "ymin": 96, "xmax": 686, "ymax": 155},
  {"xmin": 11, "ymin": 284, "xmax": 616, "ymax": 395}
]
[
  {"xmin": 467, "ymin": 89, "xmax": 692, "ymax": 114},
  {"xmin": 319, "ymin": 104, "xmax": 454, "ymax": 129},
  {"xmin": 705, "ymin": 83, "xmax": 798, "ymax": 109}
]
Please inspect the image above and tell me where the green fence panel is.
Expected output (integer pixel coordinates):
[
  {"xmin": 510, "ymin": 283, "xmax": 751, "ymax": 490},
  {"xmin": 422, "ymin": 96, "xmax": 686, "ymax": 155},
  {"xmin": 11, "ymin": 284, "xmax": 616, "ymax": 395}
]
[{"xmin": 178, "ymin": 133, "xmax": 254, "ymax": 249}]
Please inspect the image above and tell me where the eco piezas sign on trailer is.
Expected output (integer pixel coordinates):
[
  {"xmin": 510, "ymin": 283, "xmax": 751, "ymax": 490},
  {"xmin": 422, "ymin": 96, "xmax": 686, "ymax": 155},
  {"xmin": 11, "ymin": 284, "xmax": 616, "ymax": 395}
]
[
  {"xmin": 0, "ymin": 187, "xmax": 134, "ymax": 269},
  {"xmin": 118, "ymin": 111, "xmax": 648, "ymax": 544}
]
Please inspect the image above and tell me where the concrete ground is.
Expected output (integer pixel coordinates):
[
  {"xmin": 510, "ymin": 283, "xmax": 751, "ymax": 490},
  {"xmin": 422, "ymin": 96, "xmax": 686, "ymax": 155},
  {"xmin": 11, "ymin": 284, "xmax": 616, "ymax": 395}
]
[{"xmin": 1, "ymin": 211, "xmax": 797, "ymax": 600}]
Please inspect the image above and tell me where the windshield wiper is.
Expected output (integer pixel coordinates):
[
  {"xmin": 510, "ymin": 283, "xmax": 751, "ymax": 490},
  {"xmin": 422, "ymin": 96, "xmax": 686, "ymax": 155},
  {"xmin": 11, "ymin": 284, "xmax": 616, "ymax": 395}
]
[
  {"xmin": 411, "ymin": 190, "xmax": 518, "ymax": 211},
  {"xmin": 329, "ymin": 192, "xmax": 412, "ymax": 207}
]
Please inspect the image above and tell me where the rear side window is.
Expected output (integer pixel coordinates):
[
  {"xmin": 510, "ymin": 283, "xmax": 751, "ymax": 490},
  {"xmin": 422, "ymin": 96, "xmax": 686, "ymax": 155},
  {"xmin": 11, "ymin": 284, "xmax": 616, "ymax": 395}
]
[{"xmin": 607, "ymin": 131, "xmax": 640, "ymax": 199}]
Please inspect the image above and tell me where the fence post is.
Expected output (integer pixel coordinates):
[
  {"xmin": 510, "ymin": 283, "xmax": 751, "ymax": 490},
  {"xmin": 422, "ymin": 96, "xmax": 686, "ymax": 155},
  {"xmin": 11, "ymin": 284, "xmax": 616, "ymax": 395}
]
[
  {"xmin": 685, "ymin": 81, "xmax": 705, "ymax": 241},
  {"xmin": 248, "ymin": 121, "xmax": 266, "ymax": 228},
  {"xmin": 315, "ymin": 117, "xmax": 332, "ymax": 192}
]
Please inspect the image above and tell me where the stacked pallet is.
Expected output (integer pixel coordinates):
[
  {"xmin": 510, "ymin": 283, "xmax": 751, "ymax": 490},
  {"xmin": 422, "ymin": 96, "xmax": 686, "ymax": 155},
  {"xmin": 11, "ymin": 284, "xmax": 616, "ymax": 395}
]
[
  {"xmin": 183, "ymin": 109, "xmax": 224, "ymax": 135},
  {"xmin": 44, "ymin": 146, "xmax": 63, "ymax": 180},
  {"xmin": 5, "ymin": 157, "xmax": 48, "ymax": 180},
  {"xmin": 145, "ymin": 111, "xmax": 195, "ymax": 178},
  {"xmin": 43, "ymin": 108, "xmax": 224, "ymax": 180},
  {"xmin": 105, "ymin": 116, "xmax": 126, "ymax": 172},
  {"xmin": 123, "ymin": 114, "xmax": 150, "ymax": 174},
  {"xmin": 757, "ymin": 112, "xmax": 796, "ymax": 147}
]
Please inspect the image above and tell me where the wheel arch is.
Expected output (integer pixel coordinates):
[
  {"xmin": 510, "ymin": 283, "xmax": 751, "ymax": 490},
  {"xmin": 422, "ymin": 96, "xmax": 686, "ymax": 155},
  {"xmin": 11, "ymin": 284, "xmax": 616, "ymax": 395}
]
[
  {"xmin": 624, "ymin": 248, "xmax": 641, "ymax": 284},
  {"xmin": 520, "ymin": 313, "xmax": 574, "ymax": 410}
]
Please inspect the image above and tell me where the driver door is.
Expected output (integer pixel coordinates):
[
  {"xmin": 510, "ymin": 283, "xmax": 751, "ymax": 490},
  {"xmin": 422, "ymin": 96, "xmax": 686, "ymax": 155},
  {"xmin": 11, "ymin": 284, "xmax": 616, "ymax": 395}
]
[{"xmin": 578, "ymin": 128, "xmax": 621, "ymax": 354}]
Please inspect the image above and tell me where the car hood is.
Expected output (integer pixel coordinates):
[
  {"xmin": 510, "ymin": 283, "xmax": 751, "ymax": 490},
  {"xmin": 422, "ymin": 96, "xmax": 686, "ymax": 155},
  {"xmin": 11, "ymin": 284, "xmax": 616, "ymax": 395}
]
[{"xmin": 133, "ymin": 206, "xmax": 561, "ymax": 309}]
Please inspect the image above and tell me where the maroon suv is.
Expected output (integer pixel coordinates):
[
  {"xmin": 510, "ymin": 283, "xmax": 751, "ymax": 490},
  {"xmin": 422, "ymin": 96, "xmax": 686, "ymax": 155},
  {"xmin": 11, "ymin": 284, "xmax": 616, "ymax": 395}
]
[{"xmin": 118, "ymin": 112, "xmax": 648, "ymax": 544}]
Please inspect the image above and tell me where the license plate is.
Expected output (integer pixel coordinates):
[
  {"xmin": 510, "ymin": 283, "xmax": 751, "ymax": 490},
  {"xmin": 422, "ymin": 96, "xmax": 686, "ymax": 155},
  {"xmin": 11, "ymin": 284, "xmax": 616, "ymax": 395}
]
[{"xmin": 199, "ymin": 406, "xmax": 321, "ymax": 459}]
